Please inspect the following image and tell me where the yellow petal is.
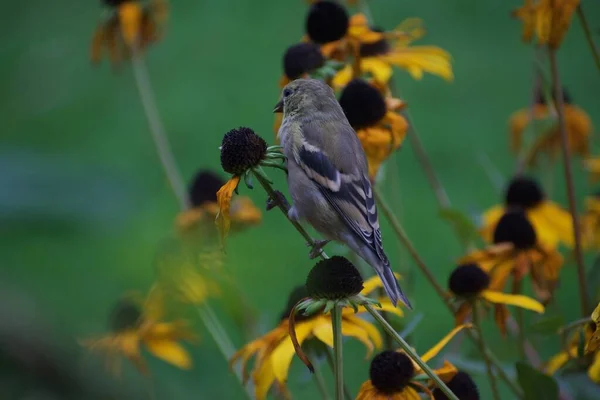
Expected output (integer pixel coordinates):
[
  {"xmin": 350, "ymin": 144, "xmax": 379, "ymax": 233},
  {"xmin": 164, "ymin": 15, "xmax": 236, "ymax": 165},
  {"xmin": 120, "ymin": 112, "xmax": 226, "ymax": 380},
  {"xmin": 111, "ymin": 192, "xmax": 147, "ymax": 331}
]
[
  {"xmin": 215, "ymin": 176, "xmax": 241, "ymax": 247},
  {"xmin": 375, "ymin": 299, "xmax": 405, "ymax": 319},
  {"xmin": 361, "ymin": 58, "xmax": 393, "ymax": 86},
  {"xmin": 312, "ymin": 318, "xmax": 335, "ymax": 348},
  {"xmin": 343, "ymin": 315, "xmax": 383, "ymax": 350},
  {"xmin": 481, "ymin": 290, "xmax": 545, "ymax": 313},
  {"xmin": 481, "ymin": 205, "xmax": 505, "ymax": 242},
  {"xmin": 530, "ymin": 202, "xmax": 574, "ymax": 248},
  {"xmin": 331, "ymin": 65, "xmax": 353, "ymax": 90},
  {"xmin": 588, "ymin": 351, "xmax": 600, "ymax": 383},
  {"xmin": 144, "ymin": 337, "xmax": 192, "ymax": 369},
  {"xmin": 421, "ymin": 324, "xmax": 472, "ymax": 363},
  {"xmin": 545, "ymin": 351, "xmax": 570, "ymax": 375},
  {"xmin": 118, "ymin": 2, "xmax": 143, "ymax": 47},
  {"xmin": 432, "ymin": 360, "xmax": 458, "ymax": 382},
  {"xmin": 340, "ymin": 320, "xmax": 376, "ymax": 358},
  {"xmin": 403, "ymin": 386, "xmax": 422, "ymax": 400},
  {"xmin": 361, "ymin": 273, "xmax": 401, "ymax": 296},
  {"xmin": 254, "ymin": 357, "xmax": 277, "ymax": 400},
  {"xmin": 270, "ymin": 319, "xmax": 316, "ymax": 382},
  {"xmin": 355, "ymin": 380, "xmax": 377, "ymax": 400},
  {"xmin": 586, "ymin": 301, "xmax": 600, "ymax": 353}
]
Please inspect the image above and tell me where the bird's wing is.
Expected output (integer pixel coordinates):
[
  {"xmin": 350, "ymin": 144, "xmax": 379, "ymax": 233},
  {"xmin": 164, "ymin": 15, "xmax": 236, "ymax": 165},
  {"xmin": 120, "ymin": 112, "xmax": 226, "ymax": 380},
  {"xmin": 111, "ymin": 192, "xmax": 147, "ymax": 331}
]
[{"xmin": 294, "ymin": 130, "xmax": 388, "ymax": 264}]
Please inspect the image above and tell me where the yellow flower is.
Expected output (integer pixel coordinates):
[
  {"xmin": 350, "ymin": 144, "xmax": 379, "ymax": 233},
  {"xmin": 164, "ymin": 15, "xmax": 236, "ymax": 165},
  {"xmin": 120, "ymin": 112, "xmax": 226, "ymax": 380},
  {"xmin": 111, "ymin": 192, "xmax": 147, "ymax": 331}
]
[
  {"xmin": 332, "ymin": 17, "xmax": 453, "ymax": 89},
  {"xmin": 586, "ymin": 302, "xmax": 600, "ymax": 354},
  {"xmin": 546, "ymin": 324, "xmax": 600, "ymax": 383},
  {"xmin": 472, "ymin": 209, "xmax": 564, "ymax": 304},
  {"xmin": 230, "ymin": 276, "xmax": 403, "ymax": 400},
  {"xmin": 176, "ymin": 170, "xmax": 261, "ymax": 232},
  {"xmin": 90, "ymin": 0, "xmax": 168, "ymax": 66},
  {"xmin": 338, "ymin": 79, "xmax": 408, "ymax": 180},
  {"xmin": 509, "ymin": 89, "xmax": 592, "ymax": 166},
  {"xmin": 481, "ymin": 175, "xmax": 574, "ymax": 248},
  {"xmin": 512, "ymin": 0, "xmax": 579, "ymax": 48},
  {"xmin": 82, "ymin": 285, "xmax": 197, "ymax": 375},
  {"xmin": 449, "ymin": 263, "xmax": 545, "ymax": 335},
  {"xmin": 356, "ymin": 325, "xmax": 471, "ymax": 399}
]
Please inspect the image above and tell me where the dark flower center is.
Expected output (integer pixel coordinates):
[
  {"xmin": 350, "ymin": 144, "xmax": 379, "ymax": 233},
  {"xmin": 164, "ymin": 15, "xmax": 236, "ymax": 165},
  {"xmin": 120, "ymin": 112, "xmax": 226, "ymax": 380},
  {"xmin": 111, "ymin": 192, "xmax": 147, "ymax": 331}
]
[
  {"xmin": 448, "ymin": 264, "xmax": 490, "ymax": 298},
  {"xmin": 305, "ymin": 1, "xmax": 349, "ymax": 44},
  {"xmin": 305, "ymin": 256, "xmax": 364, "ymax": 300},
  {"xmin": 505, "ymin": 176, "xmax": 544, "ymax": 209},
  {"xmin": 534, "ymin": 86, "xmax": 572, "ymax": 105},
  {"xmin": 188, "ymin": 170, "xmax": 225, "ymax": 207},
  {"xmin": 220, "ymin": 127, "xmax": 267, "ymax": 176},
  {"xmin": 370, "ymin": 351, "xmax": 415, "ymax": 394},
  {"xmin": 493, "ymin": 210, "xmax": 537, "ymax": 250},
  {"xmin": 279, "ymin": 285, "xmax": 312, "ymax": 322},
  {"xmin": 283, "ymin": 43, "xmax": 325, "ymax": 80},
  {"xmin": 109, "ymin": 299, "xmax": 142, "ymax": 332},
  {"xmin": 360, "ymin": 27, "xmax": 390, "ymax": 57},
  {"xmin": 339, "ymin": 79, "xmax": 387, "ymax": 129},
  {"xmin": 433, "ymin": 371, "xmax": 480, "ymax": 400}
]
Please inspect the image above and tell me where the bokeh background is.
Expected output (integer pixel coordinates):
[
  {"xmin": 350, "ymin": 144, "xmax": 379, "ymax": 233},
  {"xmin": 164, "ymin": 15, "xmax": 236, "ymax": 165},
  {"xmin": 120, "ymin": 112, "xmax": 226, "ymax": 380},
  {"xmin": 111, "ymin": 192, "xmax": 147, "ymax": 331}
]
[{"xmin": 2, "ymin": 0, "xmax": 600, "ymax": 398}]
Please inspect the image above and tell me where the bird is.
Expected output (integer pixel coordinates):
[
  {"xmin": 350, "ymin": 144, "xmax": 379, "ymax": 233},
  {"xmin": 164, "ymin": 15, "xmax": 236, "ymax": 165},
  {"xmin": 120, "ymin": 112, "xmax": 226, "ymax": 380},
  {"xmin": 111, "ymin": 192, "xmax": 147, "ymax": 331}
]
[{"xmin": 273, "ymin": 78, "xmax": 411, "ymax": 308}]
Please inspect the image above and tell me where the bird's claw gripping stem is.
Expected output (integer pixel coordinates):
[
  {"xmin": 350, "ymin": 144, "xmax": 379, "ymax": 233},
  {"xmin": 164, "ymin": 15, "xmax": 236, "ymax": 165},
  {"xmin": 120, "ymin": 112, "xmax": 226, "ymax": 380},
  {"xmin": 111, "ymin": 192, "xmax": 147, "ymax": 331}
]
[
  {"xmin": 308, "ymin": 239, "xmax": 331, "ymax": 259},
  {"xmin": 266, "ymin": 190, "xmax": 290, "ymax": 211}
]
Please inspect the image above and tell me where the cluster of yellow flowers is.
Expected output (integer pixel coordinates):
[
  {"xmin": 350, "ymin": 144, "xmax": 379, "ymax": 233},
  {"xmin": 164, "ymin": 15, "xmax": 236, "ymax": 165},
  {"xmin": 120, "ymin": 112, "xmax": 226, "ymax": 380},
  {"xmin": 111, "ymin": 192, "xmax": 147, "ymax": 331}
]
[{"xmin": 81, "ymin": 0, "xmax": 600, "ymax": 398}]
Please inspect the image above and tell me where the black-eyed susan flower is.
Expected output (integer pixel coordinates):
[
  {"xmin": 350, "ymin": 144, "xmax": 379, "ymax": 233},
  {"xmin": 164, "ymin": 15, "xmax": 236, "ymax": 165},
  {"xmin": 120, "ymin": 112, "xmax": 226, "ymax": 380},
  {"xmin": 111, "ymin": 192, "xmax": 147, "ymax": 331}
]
[
  {"xmin": 175, "ymin": 169, "xmax": 261, "ymax": 232},
  {"xmin": 509, "ymin": 88, "xmax": 592, "ymax": 166},
  {"xmin": 356, "ymin": 326, "xmax": 471, "ymax": 399},
  {"xmin": 82, "ymin": 285, "xmax": 197, "ymax": 375},
  {"xmin": 90, "ymin": 0, "xmax": 168, "ymax": 66},
  {"xmin": 216, "ymin": 127, "xmax": 285, "ymax": 243},
  {"xmin": 481, "ymin": 175, "xmax": 574, "ymax": 248},
  {"xmin": 546, "ymin": 323, "xmax": 600, "ymax": 383},
  {"xmin": 512, "ymin": 0, "xmax": 579, "ymax": 48},
  {"xmin": 338, "ymin": 79, "xmax": 408, "ymax": 181},
  {"xmin": 432, "ymin": 371, "xmax": 480, "ymax": 400},
  {"xmin": 449, "ymin": 263, "xmax": 545, "ymax": 335},
  {"xmin": 332, "ymin": 17, "xmax": 453, "ymax": 89},
  {"xmin": 469, "ymin": 209, "xmax": 564, "ymax": 304},
  {"xmin": 230, "ymin": 269, "xmax": 402, "ymax": 400}
]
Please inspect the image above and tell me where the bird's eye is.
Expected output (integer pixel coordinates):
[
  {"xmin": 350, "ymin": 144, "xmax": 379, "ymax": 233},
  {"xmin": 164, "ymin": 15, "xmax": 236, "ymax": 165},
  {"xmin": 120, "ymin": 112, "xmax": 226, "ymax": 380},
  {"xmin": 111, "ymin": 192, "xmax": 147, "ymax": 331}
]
[{"xmin": 283, "ymin": 88, "xmax": 293, "ymax": 97}]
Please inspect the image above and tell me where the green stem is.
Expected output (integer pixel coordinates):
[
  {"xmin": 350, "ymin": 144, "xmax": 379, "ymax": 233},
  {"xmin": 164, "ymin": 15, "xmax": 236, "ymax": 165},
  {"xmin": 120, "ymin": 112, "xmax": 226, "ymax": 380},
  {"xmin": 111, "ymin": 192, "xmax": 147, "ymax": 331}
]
[
  {"xmin": 577, "ymin": 5, "xmax": 600, "ymax": 72},
  {"xmin": 252, "ymin": 170, "xmax": 329, "ymax": 260},
  {"xmin": 309, "ymin": 349, "xmax": 332, "ymax": 400},
  {"xmin": 548, "ymin": 48, "xmax": 590, "ymax": 316},
  {"xmin": 513, "ymin": 279, "xmax": 526, "ymax": 360},
  {"xmin": 471, "ymin": 301, "xmax": 501, "ymax": 400},
  {"xmin": 324, "ymin": 348, "xmax": 353, "ymax": 400},
  {"xmin": 331, "ymin": 305, "xmax": 344, "ymax": 400},
  {"xmin": 365, "ymin": 304, "xmax": 459, "ymax": 400}
]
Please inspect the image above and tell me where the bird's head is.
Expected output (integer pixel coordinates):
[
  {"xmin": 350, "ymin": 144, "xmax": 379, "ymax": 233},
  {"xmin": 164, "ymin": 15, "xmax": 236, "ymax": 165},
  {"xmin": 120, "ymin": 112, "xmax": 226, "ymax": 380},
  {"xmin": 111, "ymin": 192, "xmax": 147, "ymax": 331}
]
[{"xmin": 274, "ymin": 79, "xmax": 336, "ymax": 116}]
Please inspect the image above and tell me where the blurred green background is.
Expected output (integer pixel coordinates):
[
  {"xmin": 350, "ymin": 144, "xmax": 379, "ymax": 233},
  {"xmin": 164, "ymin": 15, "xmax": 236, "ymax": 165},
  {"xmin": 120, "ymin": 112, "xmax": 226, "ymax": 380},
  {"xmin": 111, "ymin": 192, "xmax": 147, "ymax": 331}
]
[{"xmin": 2, "ymin": 0, "xmax": 599, "ymax": 398}]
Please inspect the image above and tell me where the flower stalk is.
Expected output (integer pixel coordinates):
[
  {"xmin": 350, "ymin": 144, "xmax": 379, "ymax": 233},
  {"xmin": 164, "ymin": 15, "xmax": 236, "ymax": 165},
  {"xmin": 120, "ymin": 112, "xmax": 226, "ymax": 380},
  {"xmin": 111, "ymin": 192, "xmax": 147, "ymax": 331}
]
[
  {"xmin": 309, "ymin": 349, "xmax": 332, "ymax": 400},
  {"xmin": 364, "ymin": 304, "xmax": 459, "ymax": 400},
  {"xmin": 331, "ymin": 304, "xmax": 344, "ymax": 400},
  {"xmin": 577, "ymin": 5, "xmax": 600, "ymax": 72},
  {"xmin": 471, "ymin": 301, "xmax": 501, "ymax": 400},
  {"xmin": 513, "ymin": 278, "xmax": 526, "ymax": 360},
  {"xmin": 548, "ymin": 47, "xmax": 590, "ymax": 316}
]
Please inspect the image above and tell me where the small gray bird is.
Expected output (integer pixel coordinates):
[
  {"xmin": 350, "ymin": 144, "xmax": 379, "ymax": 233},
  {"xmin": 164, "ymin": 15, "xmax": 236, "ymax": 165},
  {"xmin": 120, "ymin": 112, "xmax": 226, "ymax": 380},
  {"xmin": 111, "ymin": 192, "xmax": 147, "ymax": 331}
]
[{"xmin": 274, "ymin": 78, "xmax": 411, "ymax": 308}]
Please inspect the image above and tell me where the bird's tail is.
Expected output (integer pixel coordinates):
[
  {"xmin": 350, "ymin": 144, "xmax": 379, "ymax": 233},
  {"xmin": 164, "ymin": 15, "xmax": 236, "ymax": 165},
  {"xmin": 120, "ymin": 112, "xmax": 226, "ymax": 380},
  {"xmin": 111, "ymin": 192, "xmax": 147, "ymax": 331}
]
[{"xmin": 374, "ymin": 263, "xmax": 412, "ymax": 309}]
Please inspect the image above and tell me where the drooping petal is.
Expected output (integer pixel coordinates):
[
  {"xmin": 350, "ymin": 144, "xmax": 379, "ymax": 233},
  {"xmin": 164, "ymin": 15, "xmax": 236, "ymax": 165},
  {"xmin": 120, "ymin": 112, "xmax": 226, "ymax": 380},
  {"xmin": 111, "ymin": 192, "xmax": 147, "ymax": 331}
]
[
  {"xmin": 454, "ymin": 302, "xmax": 472, "ymax": 326},
  {"xmin": 375, "ymin": 299, "xmax": 405, "ymax": 319},
  {"xmin": 481, "ymin": 290, "xmax": 544, "ymax": 313},
  {"xmin": 270, "ymin": 319, "xmax": 316, "ymax": 383},
  {"xmin": 254, "ymin": 357, "xmax": 277, "ymax": 400},
  {"xmin": 545, "ymin": 350, "xmax": 571, "ymax": 375},
  {"xmin": 382, "ymin": 46, "xmax": 453, "ymax": 82},
  {"xmin": 144, "ymin": 337, "xmax": 192, "ymax": 369},
  {"xmin": 118, "ymin": 2, "xmax": 143, "ymax": 47},
  {"xmin": 587, "ymin": 351, "xmax": 600, "ymax": 383},
  {"xmin": 343, "ymin": 315, "xmax": 383, "ymax": 350},
  {"xmin": 215, "ymin": 176, "xmax": 241, "ymax": 246},
  {"xmin": 494, "ymin": 304, "xmax": 509, "ymax": 336},
  {"xmin": 431, "ymin": 360, "xmax": 458, "ymax": 382},
  {"xmin": 421, "ymin": 324, "xmax": 471, "ymax": 363}
]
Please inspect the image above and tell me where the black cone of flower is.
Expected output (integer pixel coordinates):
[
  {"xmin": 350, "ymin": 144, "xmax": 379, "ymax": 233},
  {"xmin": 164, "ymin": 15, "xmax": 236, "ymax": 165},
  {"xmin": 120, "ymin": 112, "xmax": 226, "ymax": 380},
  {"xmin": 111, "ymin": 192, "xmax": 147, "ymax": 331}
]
[
  {"xmin": 188, "ymin": 170, "xmax": 225, "ymax": 207},
  {"xmin": 306, "ymin": 256, "xmax": 363, "ymax": 300},
  {"xmin": 109, "ymin": 298, "xmax": 142, "ymax": 332},
  {"xmin": 433, "ymin": 371, "xmax": 480, "ymax": 400},
  {"xmin": 493, "ymin": 210, "xmax": 537, "ymax": 250},
  {"xmin": 283, "ymin": 43, "xmax": 325, "ymax": 80},
  {"xmin": 220, "ymin": 127, "xmax": 267, "ymax": 175},
  {"xmin": 305, "ymin": 1, "xmax": 349, "ymax": 44},
  {"xmin": 505, "ymin": 176, "xmax": 544, "ymax": 210},
  {"xmin": 360, "ymin": 27, "xmax": 390, "ymax": 57},
  {"xmin": 448, "ymin": 264, "xmax": 490, "ymax": 298},
  {"xmin": 370, "ymin": 351, "xmax": 415, "ymax": 394},
  {"xmin": 339, "ymin": 79, "xmax": 387, "ymax": 129}
]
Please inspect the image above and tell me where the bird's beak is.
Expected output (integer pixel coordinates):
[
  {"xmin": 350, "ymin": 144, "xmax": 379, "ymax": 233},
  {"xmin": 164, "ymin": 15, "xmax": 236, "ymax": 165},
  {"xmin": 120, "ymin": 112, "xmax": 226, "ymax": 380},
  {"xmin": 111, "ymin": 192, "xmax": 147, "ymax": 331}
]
[{"xmin": 273, "ymin": 99, "xmax": 283, "ymax": 113}]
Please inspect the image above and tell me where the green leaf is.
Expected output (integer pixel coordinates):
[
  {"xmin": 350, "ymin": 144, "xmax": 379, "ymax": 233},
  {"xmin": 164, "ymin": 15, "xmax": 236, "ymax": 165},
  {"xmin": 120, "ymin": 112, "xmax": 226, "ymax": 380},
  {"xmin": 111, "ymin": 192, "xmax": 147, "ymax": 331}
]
[
  {"xmin": 516, "ymin": 361, "xmax": 559, "ymax": 400},
  {"xmin": 530, "ymin": 315, "xmax": 565, "ymax": 335},
  {"xmin": 438, "ymin": 207, "xmax": 480, "ymax": 246}
]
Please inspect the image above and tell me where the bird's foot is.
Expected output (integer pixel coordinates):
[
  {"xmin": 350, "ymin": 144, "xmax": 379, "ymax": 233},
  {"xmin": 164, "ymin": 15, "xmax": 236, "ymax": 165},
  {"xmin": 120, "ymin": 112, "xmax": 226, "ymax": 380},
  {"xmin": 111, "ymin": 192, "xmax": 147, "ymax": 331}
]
[
  {"xmin": 308, "ymin": 239, "xmax": 331, "ymax": 259},
  {"xmin": 266, "ymin": 190, "xmax": 290, "ymax": 211}
]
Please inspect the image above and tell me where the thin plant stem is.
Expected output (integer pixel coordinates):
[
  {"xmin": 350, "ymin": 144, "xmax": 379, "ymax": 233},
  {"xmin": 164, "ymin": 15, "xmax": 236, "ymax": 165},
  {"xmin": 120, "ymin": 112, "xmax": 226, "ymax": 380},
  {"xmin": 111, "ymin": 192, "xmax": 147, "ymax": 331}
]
[
  {"xmin": 548, "ymin": 48, "xmax": 590, "ymax": 316},
  {"xmin": 309, "ymin": 350, "xmax": 332, "ymax": 400},
  {"xmin": 202, "ymin": 303, "xmax": 236, "ymax": 351},
  {"xmin": 364, "ymin": 304, "xmax": 459, "ymax": 400},
  {"xmin": 577, "ymin": 5, "xmax": 600, "ymax": 72},
  {"xmin": 471, "ymin": 301, "xmax": 501, "ymax": 400},
  {"xmin": 403, "ymin": 111, "xmax": 451, "ymax": 208},
  {"xmin": 560, "ymin": 317, "xmax": 593, "ymax": 335},
  {"xmin": 324, "ymin": 348, "xmax": 353, "ymax": 400},
  {"xmin": 331, "ymin": 305, "xmax": 344, "ymax": 400},
  {"xmin": 513, "ymin": 278, "xmax": 526, "ymax": 360},
  {"xmin": 131, "ymin": 51, "xmax": 189, "ymax": 210},
  {"xmin": 252, "ymin": 170, "xmax": 329, "ymax": 259}
]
